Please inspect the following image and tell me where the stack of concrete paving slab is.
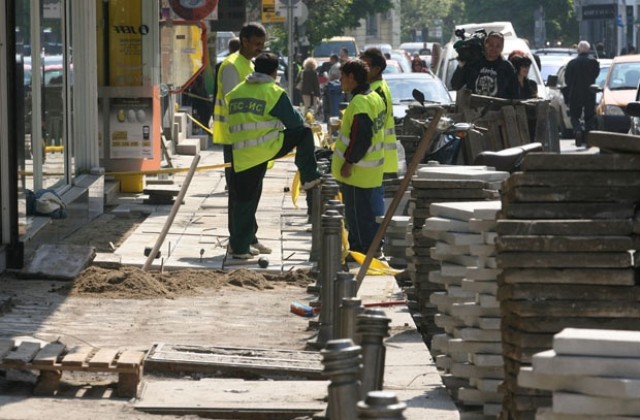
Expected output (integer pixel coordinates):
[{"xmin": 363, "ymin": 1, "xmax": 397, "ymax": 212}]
[
  {"xmin": 496, "ymin": 152, "xmax": 640, "ymax": 419},
  {"xmin": 425, "ymin": 200, "xmax": 503, "ymax": 418},
  {"xmin": 405, "ymin": 164, "xmax": 507, "ymax": 350},
  {"xmin": 518, "ymin": 328, "xmax": 640, "ymax": 419},
  {"xmin": 379, "ymin": 215, "xmax": 411, "ymax": 268}
]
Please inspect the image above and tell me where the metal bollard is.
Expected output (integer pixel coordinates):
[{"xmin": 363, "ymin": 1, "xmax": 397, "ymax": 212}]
[
  {"xmin": 357, "ymin": 390, "xmax": 407, "ymax": 419},
  {"xmin": 338, "ymin": 297, "xmax": 364, "ymax": 341},
  {"xmin": 357, "ymin": 308, "xmax": 391, "ymax": 399},
  {"xmin": 310, "ymin": 209, "xmax": 343, "ymax": 348},
  {"xmin": 333, "ymin": 272, "xmax": 356, "ymax": 337},
  {"xmin": 321, "ymin": 339, "xmax": 362, "ymax": 420}
]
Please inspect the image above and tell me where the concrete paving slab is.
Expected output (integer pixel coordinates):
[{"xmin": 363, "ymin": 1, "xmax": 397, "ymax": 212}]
[
  {"xmin": 532, "ymin": 350, "xmax": 640, "ymax": 378},
  {"xmin": 553, "ymin": 328, "xmax": 640, "ymax": 358},
  {"xmin": 21, "ymin": 244, "xmax": 94, "ymax": 280},
  {"xmin": 519, "ymin": 366, "xmax": 640, "ymax": 399},
  {"xmin": 553, "ymin": 391, "xmax": 640, "ymax": 416}
]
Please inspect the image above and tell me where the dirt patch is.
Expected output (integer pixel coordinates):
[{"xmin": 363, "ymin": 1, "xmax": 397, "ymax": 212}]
[{"xmin": 59, "ymin": 266, "xmax": 316, "ymax": 299}]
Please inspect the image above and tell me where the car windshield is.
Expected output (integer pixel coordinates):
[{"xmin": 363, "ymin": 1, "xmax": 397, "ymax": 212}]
[
  {"xmin": 596, "ymin": 65, "xmax": 610, "ymax": 88},
  {"xmin": 313, "ymin": 41, "xmax": 356, "ymax": 57},
  {"xmin": 608, "ymin": 62, "xmax": 640, "ymax": 90},
  {"xmin": 386, "ymin": 76, "xmax": 451, "ymax": 104}
]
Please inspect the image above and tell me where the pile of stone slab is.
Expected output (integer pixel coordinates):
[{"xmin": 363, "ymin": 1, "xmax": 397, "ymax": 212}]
[
  {"xmin": 405, "ymin": 164, "xmax": 507, "ymax": 348},
  {"xmin": 519, "ymin": 328, "xmax": 640, "ymax": 419},
  {"xmin": 379, "ymin": 215, "xmax": 411, "ymax": 268},
  {"xmin": 496, "ymin": 151, "xmax": 640, "ymax": 419},
  {"xmin": 425, "ymin": 200, "xmax": 503, "ymax": 417}
]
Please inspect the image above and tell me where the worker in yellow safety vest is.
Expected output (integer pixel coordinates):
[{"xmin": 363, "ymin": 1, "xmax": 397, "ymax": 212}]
[
  {"xmin": 331, "ymin": 59, "xmax": 386, "ymax": 258},
  {"xmin": 225, "ymin": 52, "xmax": 321, "ymax": 259},
  {"xmin": 212, "ymin": 22, "xmax": 271, "ymax": 256},
  {"xmin": 360, "ymin": 47, "xmax": 399, "ymax": 175}
]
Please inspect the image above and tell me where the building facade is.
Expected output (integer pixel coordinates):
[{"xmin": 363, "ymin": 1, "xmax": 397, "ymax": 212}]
[{"xmin": 575, "ymin": 0, "xmax": 640, "ymax": 56}]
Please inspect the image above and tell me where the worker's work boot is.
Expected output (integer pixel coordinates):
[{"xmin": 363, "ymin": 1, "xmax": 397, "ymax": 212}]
[{"xmin": 251, "ymin": 241, "xmax": 272, "ymax": 254}]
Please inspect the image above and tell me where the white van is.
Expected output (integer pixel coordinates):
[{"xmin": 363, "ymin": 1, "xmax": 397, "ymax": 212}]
[{"xmin": 435, "ymin": 22, "xmax": 547, "ymax": 101}]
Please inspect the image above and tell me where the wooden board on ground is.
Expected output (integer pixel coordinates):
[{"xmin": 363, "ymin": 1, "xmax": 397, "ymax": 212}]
[
  {"xmin": 135, "ymin": 378, "xmax": 327, "ymax": 419},
  {"xmin": 588, "ymin": 130, "xmax": 640, "ymax": 153},
  {"xmin": 20, "ymin": 244, "xmax": 95, "ymax": 280},
  {"xmin": 144, "ymin": 343, "xmax": 324, "ymax": 379}
]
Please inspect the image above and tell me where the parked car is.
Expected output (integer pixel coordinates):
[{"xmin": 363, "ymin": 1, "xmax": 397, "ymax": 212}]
[
  {"xmin": 390, "ymin": 49, "xmax": 412, "ymax": 73},
  {"xmin": 537, "ymin": 54, "xmax": 573, "ymax": 85},
  {"xmin": 363, "ymin": 43, "xmax": 392, "ymax": 56},
  {"xmin": 399, "ymin": 42, "xmax": 434, "ymax": 57},
  {"xmin": 382, "ymin": 59, "xmax": 404, "ymax": 74},
  {"xmin": 593, "ymin": 54, "xmax": 640, "ymax": 133},
  {"xmin": 547, "ymin": 57, "xmax": 612, "ymax": 138},
  {"xmin": 383, "ymin": 72, "xmax": 452, "ymax": 122},
  {"xmin": 312, "ymin": 36, "xmax": 359, "ymax": 65}
]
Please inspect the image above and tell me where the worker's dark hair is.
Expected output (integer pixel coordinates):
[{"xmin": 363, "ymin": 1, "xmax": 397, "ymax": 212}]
[
  {"xmin": 254, "ymin": 52, "xmax": 279, "ymax": 76},
  {"xmin": 341, "ymin": 59, "xmax": 369, "ymax": 85},
  {"xmin": 329, "ymin": 54, "xmax": 339, "ymax": 62},
  {"xmin": 360, "ymin": 48, "xmax": 387, "ymax": 72},
  {"xmin": 228, "ymin": 37, "xmax": 241, "ymax": 53},
  {"xmin": 239, "ymin": 22, "xmax": 267, "ymax": 41}
]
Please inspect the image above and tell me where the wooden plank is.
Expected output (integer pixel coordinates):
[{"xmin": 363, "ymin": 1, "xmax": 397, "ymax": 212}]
[
  {"xmin": 534, "ymin": 101, "xmax": 550, "ymax": 150},
  {"xmin": 515, "ymin": 105, "xmax": 530, "ymax": 144},
  {"xmin": 496, "ymin": 251, "xmax": 634, "ymax": 269},
  {"xmin": 505, "ymin": 171, "xmax": 640, "ymax": 188},
  {"xmin": 3, "ymin": 341, "xmax": 41, "ymax": 365},
  {"xmin": 496, "ymin": 219, "xmax": 634, "ymax": 236},
  {"xmin": 499, "ymin": 268, "xmax": 636, "ymax": 286},
  {"xmin": 588, "ymin": 130, "xmax": 640, "ymax": 153},
  {"xmin": 522, "ymin": 152, "xmax": 640, "ymax": 172},
  {"xmin": 500, "ymin": 201, "xmax": 635, "ymax": 220},
  {"xmin": 116, "ymin": 350, "xmax": 145, "ymax": 368},
  {"xmin": 495, "ymin": 235, "xmax": 634, "ymax": 253},
  {"xmin": 0, "ymin": 339, "xmax": 15, "ymax": 359},
  {"xmin": 61, "ymin": 346, "xmax": 94, "ymax": 366},
  {"xmin": 488, "ymin": 119, "xmax": 503, "ymax": 151},
  {"xmin": 502, "ymin": 106, "xmax": 522, "ymax": 147},
  {"xmin": 135, "ymin": 378, "xmax": 327, "ymax": 417},
  {"xmin": 32, "ymin": 342, "xmax": 66, "ymax": 366},
  {"xmin": 88, "ymin": 348, "xmax": 119, "ymax": 368},
  {"xmin": 504, "ymin": 185, "xmax": 640, "ymax": 203}
]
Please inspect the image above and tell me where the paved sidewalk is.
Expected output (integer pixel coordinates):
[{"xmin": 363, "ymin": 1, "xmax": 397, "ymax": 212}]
[{"xmin": 105, "ymin": 147, "xmax": 460, "ymax": 419}]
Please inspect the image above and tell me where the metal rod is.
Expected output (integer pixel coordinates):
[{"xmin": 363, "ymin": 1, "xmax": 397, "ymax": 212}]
[{"xmin": 143, "ymin": 153, "xmax": 201, "ymax": 271}]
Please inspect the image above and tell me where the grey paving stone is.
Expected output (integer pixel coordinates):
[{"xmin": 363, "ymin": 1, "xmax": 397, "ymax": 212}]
[{"xmin": 553, "ymin": 328, "xmax": 640, "ymax": 358}]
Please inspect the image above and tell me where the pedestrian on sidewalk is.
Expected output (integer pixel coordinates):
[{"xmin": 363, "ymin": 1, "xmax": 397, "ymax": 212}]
[
  {"xmin": 331, "ymin": 59, "xmax": 386, "ymax": 257},
  {"xmin": 360, "ymin": 47, "xmax": 398, "ymax": 176},
  {"xmin": 225, "ymin": 52, "xmax": 321, "ymax": 259},
  {"xmin": 564, "ymin": 40, "xmax": 599, "ymax": 147},
  {"xmin": 212, "ymin": 22, "xmax": 272, "ymax": 255}
]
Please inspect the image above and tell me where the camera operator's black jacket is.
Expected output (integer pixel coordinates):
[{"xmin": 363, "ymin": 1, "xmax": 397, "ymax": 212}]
[{"xmin": 451, "ymin": 56, "xmax": 518, "ymax": 99}]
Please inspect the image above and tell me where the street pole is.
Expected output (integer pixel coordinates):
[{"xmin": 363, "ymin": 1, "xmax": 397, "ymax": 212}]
[{"xmin": 287, "ymin": 0, "xmax": 294, "ymax": 96}]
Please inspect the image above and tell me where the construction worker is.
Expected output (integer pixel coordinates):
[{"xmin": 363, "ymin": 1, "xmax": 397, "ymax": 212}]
[
  {"xmin": 331, "ymin": 59, "xmax": 386, "ymax": 257},
  {"xmin": 360, "ymin": 47, "xmax": 398, "ymax": 175},
  {"xmin": 212, "ymin": 22, "xmax": 271, "ymax": 255},
  {"xmin": 225, "ymin": 52, "xmax": 321, "ymax": 259}
]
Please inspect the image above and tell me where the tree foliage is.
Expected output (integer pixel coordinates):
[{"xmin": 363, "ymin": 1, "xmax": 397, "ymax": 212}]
[
  {"xmin": 462, "ymin": 0, "xmax": 577, "ymax": 47},
  {"xmin": 399, "ymin": 0, "xmax": 464, "ymax": 43}
]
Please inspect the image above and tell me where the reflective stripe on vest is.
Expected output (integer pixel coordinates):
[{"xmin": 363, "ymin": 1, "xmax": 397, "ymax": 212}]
[
  {"xmin": 330, "ymin": 89, "xmax": 386, "ymax": 188},
  {"xmin": 372, "ymin": 80, "xmax": 399, "ymax": 173},
  {"xmin": 212, "ymin": 53, "xmax": 253, "ymax": 145},
  {"xmin": 226, "ymin": 80, "xmax": 286, "ymax": 172}
]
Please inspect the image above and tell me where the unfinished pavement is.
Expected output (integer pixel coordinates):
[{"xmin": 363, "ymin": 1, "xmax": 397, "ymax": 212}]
[{"xmin": 0, "ymin": 147, "xmax": 460, "ymax": 419}]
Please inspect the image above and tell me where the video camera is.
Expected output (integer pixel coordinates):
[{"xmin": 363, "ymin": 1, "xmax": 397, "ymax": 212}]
[{"xmin": 453, "ymin": 28, "xmax": 487, "ymax": 63}]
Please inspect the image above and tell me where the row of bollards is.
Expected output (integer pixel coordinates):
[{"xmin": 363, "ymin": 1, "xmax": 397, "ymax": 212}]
[{"xmin": 305, "ymin": 169, "xmax": 405, "ymax": 418}]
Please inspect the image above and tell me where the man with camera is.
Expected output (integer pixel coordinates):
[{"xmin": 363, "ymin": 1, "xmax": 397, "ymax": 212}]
[{"xmin": 451, "ymin": 31, "xmax": 517, "ymax": 100}]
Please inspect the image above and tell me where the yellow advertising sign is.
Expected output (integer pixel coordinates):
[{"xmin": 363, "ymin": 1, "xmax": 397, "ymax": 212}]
[
  {"xmin": 262, "ymin": 0, "xmax": 285, "ymax": 23},
  {"xmin": 109, "ymin": 0, "xmax": 144, "ymax": 87}
]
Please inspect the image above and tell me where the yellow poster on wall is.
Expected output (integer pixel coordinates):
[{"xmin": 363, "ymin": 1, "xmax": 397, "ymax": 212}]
[{"xmin": 109, "ymin": 0, "xmax": 144, "ymax": 86}]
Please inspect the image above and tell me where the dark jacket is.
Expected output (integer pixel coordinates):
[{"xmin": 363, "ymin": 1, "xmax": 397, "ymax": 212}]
[
  {"xmin": 564, "ymin": 53, "xmax": 599, "ymax": 105},
  {"xmin": 451, "ymin": 56, "xmax": 518, "ymax": 99},
  {"xmin": 516, "ymin": 78, "xmax": 538, "ymax": 100}
]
